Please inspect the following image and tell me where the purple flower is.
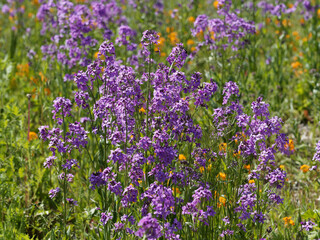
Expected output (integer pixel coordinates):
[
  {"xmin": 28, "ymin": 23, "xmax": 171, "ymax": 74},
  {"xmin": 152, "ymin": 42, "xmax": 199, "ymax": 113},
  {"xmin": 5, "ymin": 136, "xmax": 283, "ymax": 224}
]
[
  {"xmin": 52, "ymin": 97, "xmax": 72, "ymax": 124},
  {"xmin": 101, "ymin": 211, "xmax": 112, "ymax": 226},
  {"xmin": 251, "ymin": 97, "xmax": 270, "ymax": 118},
  {"xmin": 193, "ymin": 80, "xmax": 218, "ymax": 108},
  {"xmin": 141, "ymin": 30, "xmax": 159, "ymax": 47},
  {"xmin": 66, "ymin": 198, "xmax": 78, "ymax": 206},
  {"xmin": 113, "ymin": 222, "xmax": 125, "ymax": 232},
  {"xmin": 301, "ymin": 220, "xmax": 316, "ymax": 231},
  {"xmin": 135, "ymin": 214, "xmax": 162, "ymax": 239},
  {"xmin": 62, "ymin": 159, "xmax": 79, "ymax": 170},
  {"xmin": 167, "ymin": 43, "xmax": 187, "ymax": 68},
  {"xmin": 137, "ymin": 136, "xmax": 152, "ymax": 151},
  {"xmin": 220, "ymin": 229, "xmax": 234, "ymax": 237},
  {"xmin": 313, "ymin": 140, "xmax": 320, "ymax": 162},
  {"xmin": 121, "ymin": 185, "xmax": 138, "ymax": 207},
  {"xmin": 39, "ymin": 125, "xmax": 50, "ymax": 141},
  {"xmin": 192, "ymin": 15, "xmax": 208, "ymax": 35},
  {"xmin": 44, "ymin": 156, "xmax": 56, "ymax": 168},
  {"xmin": 116, "ymin": 25, "xmax": 137, "ymax": 51},
  {"xmin": 49, "ymin": 187, "xmax": 60, "ymax": 198},
  {"xmin": 222, "ymin": 81, "xmax": 239, "ymax": 105}
]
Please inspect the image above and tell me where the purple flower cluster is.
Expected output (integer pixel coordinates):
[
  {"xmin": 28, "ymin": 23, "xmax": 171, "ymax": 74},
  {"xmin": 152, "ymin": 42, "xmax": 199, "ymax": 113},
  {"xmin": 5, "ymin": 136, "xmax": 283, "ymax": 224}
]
[
  {"xmin": 37, "ymin": 0, "xmax": 125, "ymax": 73},
  {"xmin": 39, "ymin": 33, "xmax": 291, "ymax": 238},
  {"xmin": 257, "ymin": 0, "xmax": 317, "ymax": 20},
  {"xmin": 301, "ymin": 220, "xmax": 316, "ymax": 231},
  {"xmin": 192, "ymin": 5, "xmax": 255, "ymax": 53}
]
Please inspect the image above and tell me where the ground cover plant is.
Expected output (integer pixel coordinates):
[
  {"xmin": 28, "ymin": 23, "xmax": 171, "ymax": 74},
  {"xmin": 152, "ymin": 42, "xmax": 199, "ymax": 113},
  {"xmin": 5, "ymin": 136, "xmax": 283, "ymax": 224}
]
[{"xmin": 0, "ymin": 0, "xmax": 320, "ymax": 239}]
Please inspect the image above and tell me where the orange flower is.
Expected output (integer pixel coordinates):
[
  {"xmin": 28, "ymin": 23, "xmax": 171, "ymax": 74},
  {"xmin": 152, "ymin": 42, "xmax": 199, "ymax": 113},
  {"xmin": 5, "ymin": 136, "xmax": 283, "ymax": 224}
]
[
  {"xmin": 283, "ymin": 216, "xmax": 295, "ymax": 226},
  {"xmin": 188, "ymin": 16, "xmax": 195, "ymax": 23},
  {"xmin": 29, "ymin": 132, "xmax": 38, "ymax": 141},
  {"xmin": 244, "ymin": 164, "xmax": 250, "ymax": 170},
  {"xmin": 16, "ymin": 63, "xmax": 29, "ymax": 77},
  {"xmin": 210, "ymin": 31, "xmax": 215, "ymax": 40},
  {"xmin": 218, "ymin": 196, "xmax": 226, "ymax": 207},
  {"xmin": 219, "ymin": 143, "xmax": 227, "ymax": 153},
  {"xmin": 300, "ymin": 165, "xmax": 310, "ymax": 173},
  {"xmin": 139, "ymin": 107, "xmax": 146, "ymax": 114},
  {"xmin": 284, "ymin": 139, "xmax": 294, "ymax": 151},
  {"xmin": 39, "ymin": 72, "xmax": 47, "ymax": 82},
  {"xmin": 44, "ymin": 88, "xmax": 51, "ymax": 96},
  {"xmin": 249, "ymin": 179, "xmax": 255, "ymax": 184},
  {"xmin": 179, "ymin": 154, "xmax": 186, "ymax": 161},
  {"xmin": 172, "ymin": 187, "xmax": 181, "ymax": 194},
  {"xmin": 217, "ymin": 172, "xmax": 226, "ymax": 181},
  {"xmin": 213, "ymin": 1, "xmax": 223, "ymax": 9},
  {"xmin": 291, "ymin": 61, "xmax": 302, "ymax": 69},
  {"xmin": 168, "ymin": 32, "xmax": 179, "ymax": 45},
  {"xmin": 156, "ymin": 37, "xmax": 165, "ymax": 49},
  {"xmin": 94, "ymin": 52, "xmax": 105, "ymax": 60},
  {"xmin": 187, "ymin": 39, "xmax": 195, "ymax": 46}
]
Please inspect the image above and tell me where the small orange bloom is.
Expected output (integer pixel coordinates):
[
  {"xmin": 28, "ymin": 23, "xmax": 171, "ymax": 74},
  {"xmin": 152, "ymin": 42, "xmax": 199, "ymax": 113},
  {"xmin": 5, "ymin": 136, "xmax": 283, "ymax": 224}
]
[
  {"xmin": 218, "ymin": 196, "xmax": 226, "ymax": 207},
  {"xmin": 188, "ymin": 16, "xmax": 195, "ymax": 23},
  {"xmin": 217, "ymin": 172, "xmax": 226, "ymax": 181},
  {"xmin": 29, "ymin": 132, "xmax": 38, "ymax": 141},
  {"xmin": 219, "ymin": 143, "xmax": 227, "ymax": 153},
  {"xmin": 179, "ymin": 154, "xmax": 186, "ymax": 161},
  {"xmin": 300, "ymin": 165, "xmax": 310, "ymax": 173},
  {"xmin": 213, "ymin": 1, "xmax": 223, "ymax": 9},
  {"xmin": 172, "ymin": 187, "xmax": 181, "ymax": 194},
  {"xmin": 244, "ymin": 164, "xmax": 250, "ymax": 170},
  {"xmin": 283, "ymin": 216, "xmax": 295, "ymax": 226},
  {"xmin": 139, "ymin": 107, "xmax": 146, "ymax": 114},
  {"xmin": 291, "ymin": 61, "xmax": 302, "ymax": 69}
]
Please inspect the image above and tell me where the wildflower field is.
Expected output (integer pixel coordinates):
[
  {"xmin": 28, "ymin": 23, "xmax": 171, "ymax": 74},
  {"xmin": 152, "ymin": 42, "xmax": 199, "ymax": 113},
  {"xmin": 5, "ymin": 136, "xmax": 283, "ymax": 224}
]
[{"xmin": 0, "ymin": 0, "xmax": 320, "ymax": 239}]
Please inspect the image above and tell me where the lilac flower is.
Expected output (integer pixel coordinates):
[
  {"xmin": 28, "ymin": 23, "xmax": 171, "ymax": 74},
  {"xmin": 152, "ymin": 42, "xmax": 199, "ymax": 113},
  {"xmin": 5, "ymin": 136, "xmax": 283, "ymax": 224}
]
[
  {"xmin": 58, "ymin": 173, "xmax": 74, "ymax": 182},
  {"xmin": 192, "ymin": 15, "xmax": 209, "ymax": 35},
  {"xmin": 141, "ymin": 30, "xmax": 159, "ymax": 47},
  {"xmin": 301, "ymin": 220, "xmax": 316, "ymax": 231},
  {"xmin": 113, "ymin": 222, "xmax": 125, "ymax": 232},
  {"xmin": 223, "ymin": 216, "xmax": 230, "ymax": 225},
  {"xmin": 116, "ymin": 25, "xmax": 137, "ymax": 51},
  {"xmin": 62, "ymin": 159, "xmax": 79, "ymax": 170},
  {"xmin": 193, "ymin": 80, "xmax": 218, "ymax": 108},
  {"xmin": 137, "ymin": 136, "xmax": 152, "ymax": 151},
  {"xmin": 66, "ymin": 198, "xmax": 78, "ymax": 206},
  {"xmin": 251, "ymin": 96, "xmax": 270, "ymax": 118},
  {"xmin": 313, "ymin": 140, "xmax": 320, "ymax": 161},
  {"xmin": 252, "ymin": 211, "xmax": 266, "ymax": 223},
  {"xmin": 49, "ymin": 187, "xmax": 60, "ymax": 199},
  {"xmin": 89, "ymin": 172, "xmax": 106, "ymax": 190},
  {"xmin": 265, "ymin": 168, "xmax": 286, "ymax": 189},
  {"xmin": 167, "ymin": 43, "xmax": 187, "ymax": 68},
  {"xmin": 44, "ymin": 156, "xmax": 56, "ymax": 168},
  {"xmin": 135, "ymin": 214, "xmax": 162, "ymax": 239},
  {"xmin": 101, "ymin": 211, "xmax": 112, "ymax": 226},
  {"xmin": 52, "ymin": 97, "xmax": 72, "ymax": 124},
  {"xmin": 121, "ymin": 185, "xmax": 138, "ymax": 207},
  {"xmin": 222, "ymin": 81, "xmax": 239, "ymax": 105},
  {"xmin": 220, "ymin": 229, "xmax": 234, "ymax": 237},
  {"xmin": 108, "ymin": 180, "xmax": 123, "ymax": 196},
  {"xmin": 99, "ymin": 40, "xmax": 116, "ymax": 57},
  {"xmin": 141, "ymin": 183, "xmax": 175, "ymax": 220},
  {"xmin": 38, "ymin": 126, "xmax": 50, "ymax": 141},
  {"xmin": 74, "ymin": 91, "xmax": 90, "ymax": 109},
  {"xmin": 66, "ymin": 122, "xmax": 88, "ymax": 151}
]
